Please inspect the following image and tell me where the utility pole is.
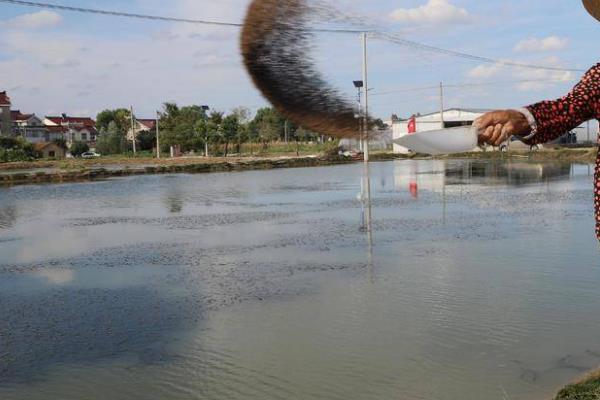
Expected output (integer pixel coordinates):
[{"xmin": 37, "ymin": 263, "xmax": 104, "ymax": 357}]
[
  {"xmin": 440, "ymin": 82, "xmax": 445, "ymax": 128},
  {"xmin": 358, "ymin": 91, "xmax": 363, "ymax": 152},
  {"xmin": 201, "ymin": 105, "xmax": 210, "ymax": 157},
  {"xmin": 205, "ymin": 133, "xmax": 209, "ymax": 157},
  {"xmin": 284, "ymin": 120, "xmax": 289, "ymax": 144},
  {"xmin": 361, "ymin": 31, "xmax": 372, "ymax": 241},
  {"xmin": 156, "ymin": 110, "xmax": 160, "ymax": 159},
  {"xmin": 130, "ymin": 105, "xmax": 137, "ymax": 155},
  {"xmin": 362, "ymin": 32, "xmax": 369, "ymax": 163}
]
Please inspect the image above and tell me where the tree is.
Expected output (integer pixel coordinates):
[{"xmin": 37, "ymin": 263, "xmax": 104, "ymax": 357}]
[
  {"xmin": 294, "ymin": 127, "xmax": 315, "ymax": 156},
  {"xmin": 252, "ymin": 107, "xmax": 285, "ymax": 148},
  {"xmin": 96, "ymin": 109, "xmax": 131, "ymax": 134},
  {"xmin": 95, "ymin": 109, "xmax": 133, "ymax": 155},
  {"xmin": 137, "ymin": 130, "xmax": 156, "ymax": 151},
  {"xmin": 194, "ymin": 118, "xmax": 209, "ymax": 155},
  {"xmin": 202, "ymin": 111, "xmax": 223, "ymax": 155},
  {"xmin": 158, "ymin": 103, "xmax": 208, "ymax": 153},
  {"xmin": 295, "ymin": 126, "xmax": 317, "ymax": 142},
  {"xmin": 70, "ymin": 141, "xmax": 90, "ymax": 157},
  {"xmin": 221, "ymin": 115, "xmax": 240, "ymax": 156},
  {"xmin": 258, "ymin": 118, "xmax": 279, "ymax": 147},
  {"xmin": 205, "ymin": 120, "xmax": 222, "ymax": 154},
  {"xmin": 96, "ymin": 121, "xmax": 127, "ymax": 155},
  {"xmin": 230, "ymin": 107, "xmax": 251, "ymax": 154},
  {"xmin": 231, "ymin": 106, "xmax": 251, "ymax": 124},
  {"xmin": 208, "ymin": 111, "xmax": 224, "ymax": 125},
  {"xmin": 0, "ymin": 137, "xmax": 37, "ymax": 162}
]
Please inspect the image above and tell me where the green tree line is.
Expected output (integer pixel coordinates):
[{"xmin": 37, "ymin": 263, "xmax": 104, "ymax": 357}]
[{"xmin": 95, "ymin": 104, "xmax": 322, "ymax": 156}]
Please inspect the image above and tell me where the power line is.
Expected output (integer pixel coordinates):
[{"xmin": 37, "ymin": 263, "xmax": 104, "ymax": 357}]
[
  {"xmin": 0, "ymin": 0, "xmax": 363, "ymax": 32},
  {"xmin": 0, "ymin": 0, "xmax": 586, "ymax": 73},
  {"xmin": 371, "ymin": 78, "xmax": 576, "ymax": 97},
  {"xmin": 0, "ymin": 0, "xmax": 242, "ymax": 27},
  {"xmin": 371, "ymin": 32, "xmax": 585, "ymax": 73}
]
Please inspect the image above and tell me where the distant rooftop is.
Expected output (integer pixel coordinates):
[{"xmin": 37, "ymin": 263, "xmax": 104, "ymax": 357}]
[
  {"xmin": 11, "ymin": 110, "xmax": 34, "ymax": 121},
  {"xmin": 412, "ymin": 108, "xmax": 492, "ymax": 118},
  {"xmin": 137, "ymin": 119, "xmax": 157, "ymax": 130},
  {"xmin": 45, "ymin": 115, "xmax": 96, "ymax": 128}
]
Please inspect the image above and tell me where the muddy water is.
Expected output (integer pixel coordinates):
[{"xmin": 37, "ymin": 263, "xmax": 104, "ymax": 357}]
[{"xmin": 0, "ymin": 160, "xmax": 599, "ymax": 400}]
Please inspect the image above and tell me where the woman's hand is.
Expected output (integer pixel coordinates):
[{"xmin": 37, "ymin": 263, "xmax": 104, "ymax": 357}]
[{"xmin": 474, "ymin": 110, "xmax": 532, "ymax": 146}]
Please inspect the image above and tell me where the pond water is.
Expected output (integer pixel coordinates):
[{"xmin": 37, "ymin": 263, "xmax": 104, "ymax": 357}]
[{"xmin": 0, "ymin": 159, "xmax": 599, "ymax": 400}]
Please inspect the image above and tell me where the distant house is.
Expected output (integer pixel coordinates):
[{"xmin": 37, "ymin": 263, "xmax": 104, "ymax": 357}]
[
  {"xmin": 0, "ymin": 91, "xmax": 12, "ymax": 137},
  {"xmin": 44, "ymin": 115, "xmax": 97, "ymax": 147},
  {"xmin": 11, "ymin": 111, "xmax": 49, "ymax": 143},
  {"xmin": 34, "ymin": 142, "xmax": 66, "ymax": 159},
  {"xmin": 45, "ymin": 125, "xmax": 68, "ymax": 142},
  {"xmin": 127, "ymin": 118, "xmax": 157, "ymax": 141}
]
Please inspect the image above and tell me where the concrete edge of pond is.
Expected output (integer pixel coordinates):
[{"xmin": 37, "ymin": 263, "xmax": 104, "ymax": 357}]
[{"xmin": 0, "ymin": 148, "xmax": 596, "ymax": 187}]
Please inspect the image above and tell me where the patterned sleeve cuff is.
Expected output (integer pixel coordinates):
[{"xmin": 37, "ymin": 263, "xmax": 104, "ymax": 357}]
[{"xmin": 516, "ymin": 107, "xmax": 538, "ymax": 141}]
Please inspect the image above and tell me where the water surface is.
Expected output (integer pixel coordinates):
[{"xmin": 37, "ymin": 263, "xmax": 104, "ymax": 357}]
[{"xmin": 0, "ymin": 160, "xmax": 599, "ymax": 400}]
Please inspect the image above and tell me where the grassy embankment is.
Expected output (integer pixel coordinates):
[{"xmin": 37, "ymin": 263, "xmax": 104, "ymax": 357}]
[{"xmin": 555, "ymin": 370, "xmax": 600, "ymax": 400}]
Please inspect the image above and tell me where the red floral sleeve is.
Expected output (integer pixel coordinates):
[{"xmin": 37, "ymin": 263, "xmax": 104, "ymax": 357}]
[
  {"xmin": 525, "ymin": 63, "xmax": 600, "ymax": 144},
  {"xmin": 524, "ymin": 63, "xmax": 600, "ymax": 240}
]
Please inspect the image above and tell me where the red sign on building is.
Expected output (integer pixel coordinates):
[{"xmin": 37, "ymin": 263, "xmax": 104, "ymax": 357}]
[{"xmin": 408, "ymin": 116, "xmax": 417, "ymax": 134}]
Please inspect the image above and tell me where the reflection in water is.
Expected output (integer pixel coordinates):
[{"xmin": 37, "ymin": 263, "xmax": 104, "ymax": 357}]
[
  {"xmin": 164, "ymin": 194, "xmax": 184, "ymax": 214},
  {"xmin": 161, "ymin": 179, "xmax": 185, "ymax": 214},
  {"xmin": 394, "ymin": 160, "xmax": 582, "ymax": 197},
  {"xmin": 445, "ymin": 160, "xmax": 574, "ymax": 186},
  {"xmin": 360, "ymin": 162, "xmax": 374, "ymax": 279},
  {"xmin": 0, "ymin": 205, "xmax": 17, "ymax": 229},
  {"xmin": 34, "ymin": 268, "xmax": 75, "ymax": 285}
]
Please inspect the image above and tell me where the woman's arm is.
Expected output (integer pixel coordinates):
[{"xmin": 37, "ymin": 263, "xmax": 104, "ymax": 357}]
[
  {"xmin": 476, "ymin": 63, "xmax": 600, "ymax": 146},
  {"xmin": 524, "ymin": 63, "xmax": 600, "ymax": 145}
]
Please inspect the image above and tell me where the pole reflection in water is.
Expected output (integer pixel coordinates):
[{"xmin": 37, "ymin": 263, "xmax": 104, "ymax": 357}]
[{"xmin": 359, "ymin": 161, "xmax": 374, "ymax": 279}]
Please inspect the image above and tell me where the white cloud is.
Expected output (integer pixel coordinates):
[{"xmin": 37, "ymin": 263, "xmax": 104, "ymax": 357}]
[
  {"xmin": 467, "ymin": 63, "xmax": 504, "ymax": 79},
  {"xmin": 0, "ymin": 11, "xmax": 62, "ymax": 30},
  {"xmin": 466, "ymin": 56, "xmax": 575, "ymax": 92},
  {"xmin": 390, "ymin": 0, "xmax": 472, "ymax": 25},
  {"xmin": 514, "ymin": 36, "xmax": 569, "ymax": 53},
  {"xmin": 513, "ymin": 57, "xmax": 574, "ymax": 91}
]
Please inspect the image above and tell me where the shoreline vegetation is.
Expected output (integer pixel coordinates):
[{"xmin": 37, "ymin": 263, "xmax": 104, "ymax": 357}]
[
  {"xmin": 555, "ymin": 370, "xmax": 600, "ymax": 399},
  {"xmin": 0, "ymin": 147, "xmax": 596, "ymax": 187}
]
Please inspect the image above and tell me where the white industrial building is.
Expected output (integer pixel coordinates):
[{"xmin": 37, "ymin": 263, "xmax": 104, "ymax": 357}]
[
  {"xmin": 569, "ymin": 120, "xmax": 600, "ymax": 144},
  {"xmin": 392, "ymin": 108, "xmax": 489, "ymax": 154}
]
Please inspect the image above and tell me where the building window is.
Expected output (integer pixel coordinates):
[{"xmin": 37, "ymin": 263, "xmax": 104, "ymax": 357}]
[
  {"xmin": 81, "ymin": 133, "xmax": 88, "ymax": 141},
  {"xmin": 49, "ymin": 151, "xmax": 56, "ymax": 158}
]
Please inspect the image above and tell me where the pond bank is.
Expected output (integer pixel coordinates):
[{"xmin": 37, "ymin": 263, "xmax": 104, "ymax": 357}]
[
  {"xmin": 555, "ymin": 369, "xmax": 600, "ymax": 399},
  {"xmin": 0, "ymin": 156, "xmax": 358, "ymax": 186},
  {"xmin": 0, "ymin": 148, "xmax": 596, "ymax": 187}
]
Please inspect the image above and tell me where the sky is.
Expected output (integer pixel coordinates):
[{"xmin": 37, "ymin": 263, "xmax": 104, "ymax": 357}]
[{"xmin": 0, "ymin": 0, "xmax": 599, "ymax": 121}]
